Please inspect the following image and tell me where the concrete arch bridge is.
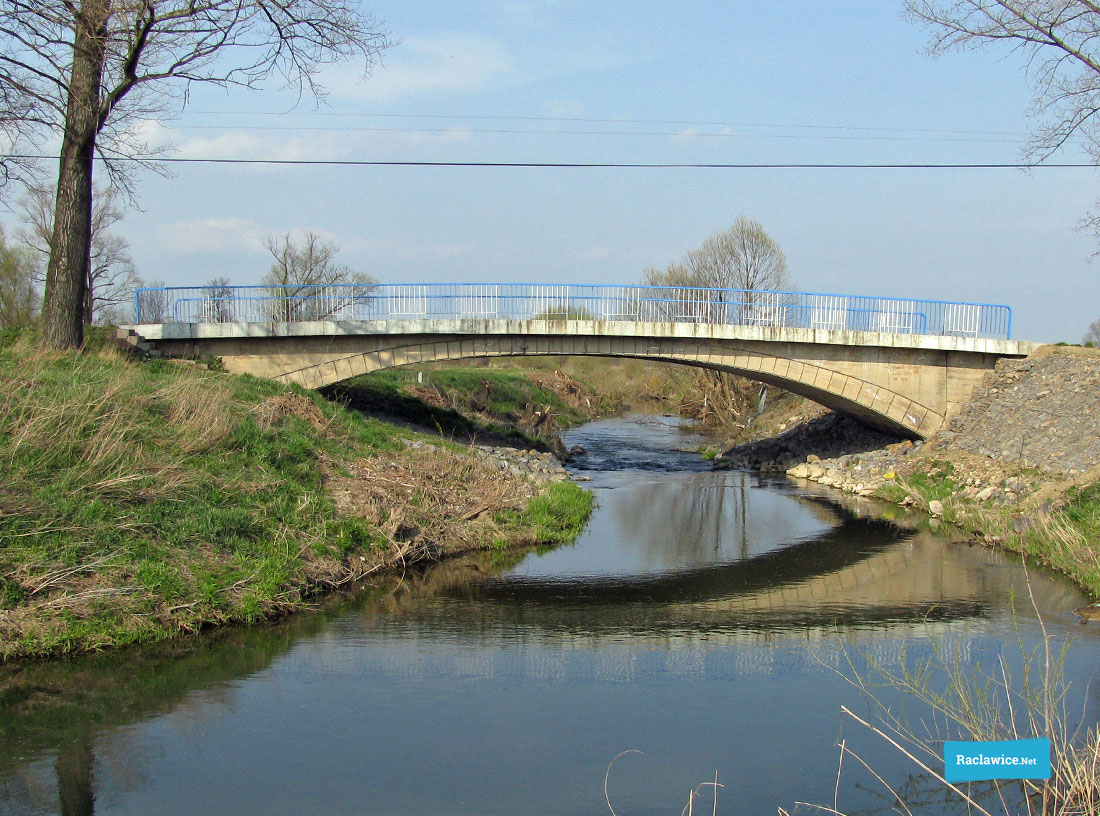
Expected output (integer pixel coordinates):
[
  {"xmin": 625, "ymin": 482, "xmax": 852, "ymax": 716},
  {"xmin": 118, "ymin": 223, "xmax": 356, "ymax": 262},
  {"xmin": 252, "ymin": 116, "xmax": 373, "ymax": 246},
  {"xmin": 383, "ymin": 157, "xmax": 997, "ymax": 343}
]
[{"xmin": 128, "ymin": 283, "xmax": 1036, "ymax": 438}]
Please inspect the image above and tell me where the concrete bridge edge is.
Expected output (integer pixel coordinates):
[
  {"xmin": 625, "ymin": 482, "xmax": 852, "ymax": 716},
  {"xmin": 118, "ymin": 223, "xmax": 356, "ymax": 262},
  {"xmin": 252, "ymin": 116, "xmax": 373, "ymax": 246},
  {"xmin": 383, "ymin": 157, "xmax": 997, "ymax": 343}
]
[{"xmin": 264, "ymin": 336, "xmax": 947, "ymax": 438}]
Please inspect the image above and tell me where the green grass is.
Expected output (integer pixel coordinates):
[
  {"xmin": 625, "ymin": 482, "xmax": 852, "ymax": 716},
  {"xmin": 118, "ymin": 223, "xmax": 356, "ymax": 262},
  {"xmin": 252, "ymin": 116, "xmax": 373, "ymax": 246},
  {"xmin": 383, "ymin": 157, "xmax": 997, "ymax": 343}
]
[
  {"xmin": 520, "ymin": 481, "xmax": 594, "ymax": 543},
  {"xmin": 323, "ymin": 365, "xmax": 610, "ymax": 448},
  {"xmin": 0, "ymin": 336, "xmax": 593, "ymax": 659},
  {"xmin": 878, "ymin": 463, "xmax": 1100, "ymax": 599},
  {"xmin": 1063, "ymin": 482, "xmax": 1100, "ymax": 542}
]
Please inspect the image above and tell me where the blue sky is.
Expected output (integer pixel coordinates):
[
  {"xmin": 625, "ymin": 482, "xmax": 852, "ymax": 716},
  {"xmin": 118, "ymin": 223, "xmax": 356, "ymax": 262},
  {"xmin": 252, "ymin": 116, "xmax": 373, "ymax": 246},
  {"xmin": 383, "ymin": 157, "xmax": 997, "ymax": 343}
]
[{"xmin": 8, "ymin": 0, "xmax": 1100, "ymax": 341}]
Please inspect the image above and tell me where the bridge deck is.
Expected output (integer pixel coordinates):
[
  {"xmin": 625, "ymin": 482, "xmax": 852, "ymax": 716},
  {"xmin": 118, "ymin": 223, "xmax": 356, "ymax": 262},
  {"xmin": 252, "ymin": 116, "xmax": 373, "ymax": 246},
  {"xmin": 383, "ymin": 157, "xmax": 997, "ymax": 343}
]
[
  {"xmin": 134, "ymin": 282, "xmax": 1016, "ymax": 341},
  {"xmin": 137, "ymin": 316, "xmax": 1033, "ymax": 357}
]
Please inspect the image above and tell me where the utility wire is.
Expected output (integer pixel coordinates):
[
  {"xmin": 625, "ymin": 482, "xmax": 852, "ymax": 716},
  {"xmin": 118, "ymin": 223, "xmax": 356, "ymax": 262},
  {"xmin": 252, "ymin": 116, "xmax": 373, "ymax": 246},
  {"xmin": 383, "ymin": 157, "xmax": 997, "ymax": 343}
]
[{"xmin": 4, "ymin": 155, "xmax": 1092, "ymax": 168}]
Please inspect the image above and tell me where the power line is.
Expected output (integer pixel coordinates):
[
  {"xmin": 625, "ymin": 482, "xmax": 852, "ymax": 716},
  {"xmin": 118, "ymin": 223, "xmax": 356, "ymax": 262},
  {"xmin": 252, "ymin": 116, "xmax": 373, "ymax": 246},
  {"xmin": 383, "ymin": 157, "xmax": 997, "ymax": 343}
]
[{"xmin": 6, "ymin": 154, "xmax": 1094, "ymax": 168}]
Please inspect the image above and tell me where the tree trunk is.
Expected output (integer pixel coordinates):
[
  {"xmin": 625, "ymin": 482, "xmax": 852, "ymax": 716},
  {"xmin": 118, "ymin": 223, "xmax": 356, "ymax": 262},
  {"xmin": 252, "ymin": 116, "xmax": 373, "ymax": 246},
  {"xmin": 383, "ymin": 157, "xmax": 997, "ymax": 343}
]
[
  {"xmin": 85, "ymin": 269, "xmax": 94, "ymax": 325},
  {"xmin": 56, "ymin": 736, "xmax": 96, "ymax": 816},
  {"xmin": 39, "ymin": 1, "xmax": 110, "ymax": 350}
]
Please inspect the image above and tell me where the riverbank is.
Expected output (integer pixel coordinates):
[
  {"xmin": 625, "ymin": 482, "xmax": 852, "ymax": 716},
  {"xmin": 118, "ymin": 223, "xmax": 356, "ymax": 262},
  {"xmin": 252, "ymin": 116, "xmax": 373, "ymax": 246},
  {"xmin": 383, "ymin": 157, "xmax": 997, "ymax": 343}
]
[
  {"xmin": 776, "ymin": 346, "xmax": 1100, "ymax": 599},
  {"xmin": 323, "ymin": 364, "xmax": 620, "ymax": 456},
  {"xmin": 0, "ymin": 335, "xmax": 593, "ymax": 660}
]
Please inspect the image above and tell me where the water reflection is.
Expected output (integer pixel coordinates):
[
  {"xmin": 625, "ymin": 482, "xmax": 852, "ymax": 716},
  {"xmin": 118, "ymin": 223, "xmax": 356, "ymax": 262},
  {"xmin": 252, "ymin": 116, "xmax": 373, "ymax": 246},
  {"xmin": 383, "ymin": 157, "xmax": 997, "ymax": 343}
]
[
  {"xmin": 55, "ymin": 738, "xmax": 93, "ymax": 816},
  {"xmin": 0, "ymin": 416, "xmax": 1095, "ymax": 816},
  {"xmin": 344, "ymin": 473, "xmax": 1085, "ymax": 650},
  {"xmin": 0, "ymin": 601, "xmax": 353, "ymax": 814}
]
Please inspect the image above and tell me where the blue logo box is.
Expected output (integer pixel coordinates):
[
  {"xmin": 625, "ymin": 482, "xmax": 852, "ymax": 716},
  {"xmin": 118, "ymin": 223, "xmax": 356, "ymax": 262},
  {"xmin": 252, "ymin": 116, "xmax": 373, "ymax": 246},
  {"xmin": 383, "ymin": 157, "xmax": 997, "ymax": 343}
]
[{"xmin": 944, "ymin": 738, "xmax": 1051, "ymax": 782}]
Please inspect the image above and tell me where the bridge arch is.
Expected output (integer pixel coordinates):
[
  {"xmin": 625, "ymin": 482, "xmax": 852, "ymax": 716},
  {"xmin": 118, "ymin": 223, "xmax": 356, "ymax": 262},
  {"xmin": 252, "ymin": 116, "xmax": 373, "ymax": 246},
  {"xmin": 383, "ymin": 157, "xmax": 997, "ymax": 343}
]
[
  {"xmin": 137, "ymin": 316, "xmax": 1036, "ymax": 440},
  {"xmin": 267, "ymin": 333, "xmax": 944, "ymax": 437}
]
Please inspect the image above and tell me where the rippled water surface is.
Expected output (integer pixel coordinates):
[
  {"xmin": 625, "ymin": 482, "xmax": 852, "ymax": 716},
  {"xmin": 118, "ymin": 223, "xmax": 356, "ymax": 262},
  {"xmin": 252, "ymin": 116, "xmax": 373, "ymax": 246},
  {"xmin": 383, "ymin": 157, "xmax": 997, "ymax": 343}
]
[{"xmin": 2, "ymin": 415, "xmax": 1097, "ymax": 815}]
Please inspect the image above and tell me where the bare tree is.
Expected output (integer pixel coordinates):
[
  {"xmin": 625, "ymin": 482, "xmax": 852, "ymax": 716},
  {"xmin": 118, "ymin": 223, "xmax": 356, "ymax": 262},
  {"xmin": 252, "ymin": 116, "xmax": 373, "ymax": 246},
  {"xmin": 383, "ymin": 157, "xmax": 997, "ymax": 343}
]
[
  {"xmin": 645, "ymin": 217, "xmax": 790, "ymax": 322},
  {"xmin": 687, "ymin": 216, "xmax": 790, "ymax": 293},
  {"xmin": 1084, "ymin": 318, "xmax": 1100, "ymax": 345},
  {"xmin": 905, "ymin": 2, "xmax": 1100, "ymax": 242},
  {"xmin": 0, "ymin": 2, "xmax": 391, "ymax": 349},
  {"xmin": 643, "ymin": 262, "xmax": 693, "ymax": 288},
  {"xmin": 0, "ymin": 225, "xmax": 40, "ymax": 329},
  {"xmin": 641, "ymin": 218, "xmax": 792, "ymax": 420},
  {"xmin": 262, "ymin": 231, "xmax": 377, "ymax": 321},
  {"xmin": 0, "ymin": 72, "xmax": 43, "ymax": 195},
  {"xmin": 17, "ymin": 183, "xmax": 139, "ymax": 325},
  {"xmin": 648, "ymin": 218, "xmax": 790, "ymax": 292},
  {"xmin": 135, "ymin": 278, "xmax": 168, "ymax": 324},
  {"xmin": 200, "ymin": 276, "xmax": 234, "ymax": 323}
]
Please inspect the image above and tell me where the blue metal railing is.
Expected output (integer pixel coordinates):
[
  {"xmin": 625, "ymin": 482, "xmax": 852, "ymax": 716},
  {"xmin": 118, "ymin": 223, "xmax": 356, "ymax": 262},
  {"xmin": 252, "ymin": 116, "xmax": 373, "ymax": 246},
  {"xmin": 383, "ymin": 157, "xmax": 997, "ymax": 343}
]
[{"xmin": 133, "ymin": 283, "xmax": 1013, "ymax": 340}]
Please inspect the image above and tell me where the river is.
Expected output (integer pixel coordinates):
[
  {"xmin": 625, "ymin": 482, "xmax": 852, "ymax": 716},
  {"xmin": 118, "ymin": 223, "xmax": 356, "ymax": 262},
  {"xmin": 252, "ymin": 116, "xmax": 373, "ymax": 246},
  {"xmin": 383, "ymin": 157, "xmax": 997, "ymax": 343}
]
[{"xmin": 1, "ymin": 414, "xmax": 1097, "ymax": 815}]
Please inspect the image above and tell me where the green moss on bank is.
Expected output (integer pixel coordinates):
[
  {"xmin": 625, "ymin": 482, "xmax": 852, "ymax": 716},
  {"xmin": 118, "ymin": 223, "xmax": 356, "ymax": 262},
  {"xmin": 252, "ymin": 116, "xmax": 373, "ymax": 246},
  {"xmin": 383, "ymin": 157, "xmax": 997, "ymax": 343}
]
[{"xmin": 0, "ymin": 338, "xmax": 592, "ymax": 659}]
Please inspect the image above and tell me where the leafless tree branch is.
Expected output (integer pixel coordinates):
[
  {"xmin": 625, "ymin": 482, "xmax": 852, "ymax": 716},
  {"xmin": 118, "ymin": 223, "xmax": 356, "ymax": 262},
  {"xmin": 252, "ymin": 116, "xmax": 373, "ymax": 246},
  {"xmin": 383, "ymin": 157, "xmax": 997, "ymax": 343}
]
[{"xmin": 0, "ymin": 1, "xmax": 391, "ymax": 348}]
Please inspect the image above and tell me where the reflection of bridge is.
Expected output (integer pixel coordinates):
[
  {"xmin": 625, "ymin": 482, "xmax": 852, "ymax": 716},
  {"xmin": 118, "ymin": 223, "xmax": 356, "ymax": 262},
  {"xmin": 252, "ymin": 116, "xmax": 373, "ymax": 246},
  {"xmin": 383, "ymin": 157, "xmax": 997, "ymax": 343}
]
[
  {"xmin": 128, "ymin": 283, "xmax": 1036, "ymax": 437},
  {"xmin": 333, "ymin": 528, "xmax": 1088, "ymax": 681}
]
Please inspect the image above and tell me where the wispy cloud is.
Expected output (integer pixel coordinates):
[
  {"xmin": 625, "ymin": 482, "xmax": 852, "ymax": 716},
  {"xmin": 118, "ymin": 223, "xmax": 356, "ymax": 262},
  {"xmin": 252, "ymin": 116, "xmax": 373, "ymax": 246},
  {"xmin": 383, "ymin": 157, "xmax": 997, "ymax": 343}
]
[
  {"xmin": 325, "ymin": 33, "xmax": 517, "ymax": 103},
  {"xmin": 155, "ymin": 219, "xmax": 345, "ymax": 256},
  {"xmin": 154, "ymin": 217, "xmax": 268, "ymax": 254},
  {"xmin": 130, "ymin": 118, "xmax": 475, "ymax": 165}
]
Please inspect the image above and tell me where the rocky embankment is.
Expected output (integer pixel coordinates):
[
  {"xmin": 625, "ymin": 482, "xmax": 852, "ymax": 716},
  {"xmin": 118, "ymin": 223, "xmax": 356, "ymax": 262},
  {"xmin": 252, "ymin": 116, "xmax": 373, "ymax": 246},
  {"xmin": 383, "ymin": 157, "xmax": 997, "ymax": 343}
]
[
  {"xmin": 783, "ymin": 347, "xmax": 1100, "ymax": 511},
  {"xmin": 471, "ymin": 443, "xmax": 575, "ymax": 483},
  {"xmin": 713, "ymin": 410, "xmax": 904, "ymax": 474}
]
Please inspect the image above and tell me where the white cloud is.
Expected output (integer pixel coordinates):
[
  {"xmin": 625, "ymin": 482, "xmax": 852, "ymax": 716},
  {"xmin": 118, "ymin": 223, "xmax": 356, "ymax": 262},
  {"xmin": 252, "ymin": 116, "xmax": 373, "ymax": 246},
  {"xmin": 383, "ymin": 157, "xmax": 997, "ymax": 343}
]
[
  {"xmin": 155, "ymin": 217, "xmax": 268, "ymax": 254},
  {"xmin": 155, "ymin": 219, "xmax": 346, "ymax": 257},
  {"xmin": 139, "ymin": 119, "xmax": 475, "ymax": 165},
  {"xmin": 325, "ymin": 33, "xmax": 517, "ymax": 102}
]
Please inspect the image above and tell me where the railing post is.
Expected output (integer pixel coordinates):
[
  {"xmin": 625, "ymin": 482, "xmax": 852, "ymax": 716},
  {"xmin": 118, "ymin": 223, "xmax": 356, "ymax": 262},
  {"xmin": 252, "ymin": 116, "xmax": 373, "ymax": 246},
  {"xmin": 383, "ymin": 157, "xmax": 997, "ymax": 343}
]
[{"xmin": 128, "ymin": 282, "xmax": 1017, "ymax": 341}]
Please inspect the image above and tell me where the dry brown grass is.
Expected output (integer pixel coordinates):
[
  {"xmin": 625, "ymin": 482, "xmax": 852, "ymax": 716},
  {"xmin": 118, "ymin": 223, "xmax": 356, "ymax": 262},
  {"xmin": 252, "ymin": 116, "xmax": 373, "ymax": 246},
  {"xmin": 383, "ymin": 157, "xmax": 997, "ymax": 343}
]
[
  {"xmin": 160, "ymin": 373, "xmax": 238, "ymax": 453},
  {"xmin": 785, "ymin": 587, "xmax": 1100, "ymax": 816},
  {"xmin": 0, "ymin": 337, "xmax": 594, "ymax": 657},
  {"xmin": 3, "ymin": 347, "xmax": 237, "ymax": 481},
  {"xmin": 322, "ymin": 443, "xmax": 538, "ymax": 567},
  {"xmin": 251, "ymin": 392, "xmax": 332, "ymax": 434}
]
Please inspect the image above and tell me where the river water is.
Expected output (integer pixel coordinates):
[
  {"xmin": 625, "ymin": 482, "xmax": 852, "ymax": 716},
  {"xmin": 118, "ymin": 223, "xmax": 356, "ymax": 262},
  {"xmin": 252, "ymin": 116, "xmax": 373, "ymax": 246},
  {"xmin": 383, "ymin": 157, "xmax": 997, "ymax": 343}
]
[{"xmin": 1, "ymin": 415, "xmax": 1098, "ymax": 815}]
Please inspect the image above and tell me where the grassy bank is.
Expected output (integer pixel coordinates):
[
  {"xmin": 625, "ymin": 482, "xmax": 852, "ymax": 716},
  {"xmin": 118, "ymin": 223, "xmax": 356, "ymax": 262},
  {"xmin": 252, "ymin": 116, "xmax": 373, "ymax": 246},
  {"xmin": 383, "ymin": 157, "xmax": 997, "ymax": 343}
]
[
  {"xmin": 345, "ymin": 355, "xmax": 810, "ymax": 443},
  {"xmin": 324, "ymin": 365, "xmax": 619, "ymax": 449},
  {"xmin": 879, "ymin": 461, "xmax": 1100, "ymax": 599},
  {"xmin": 0, "ymin": 335, "xmax": 593, "ymax": 659}
]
